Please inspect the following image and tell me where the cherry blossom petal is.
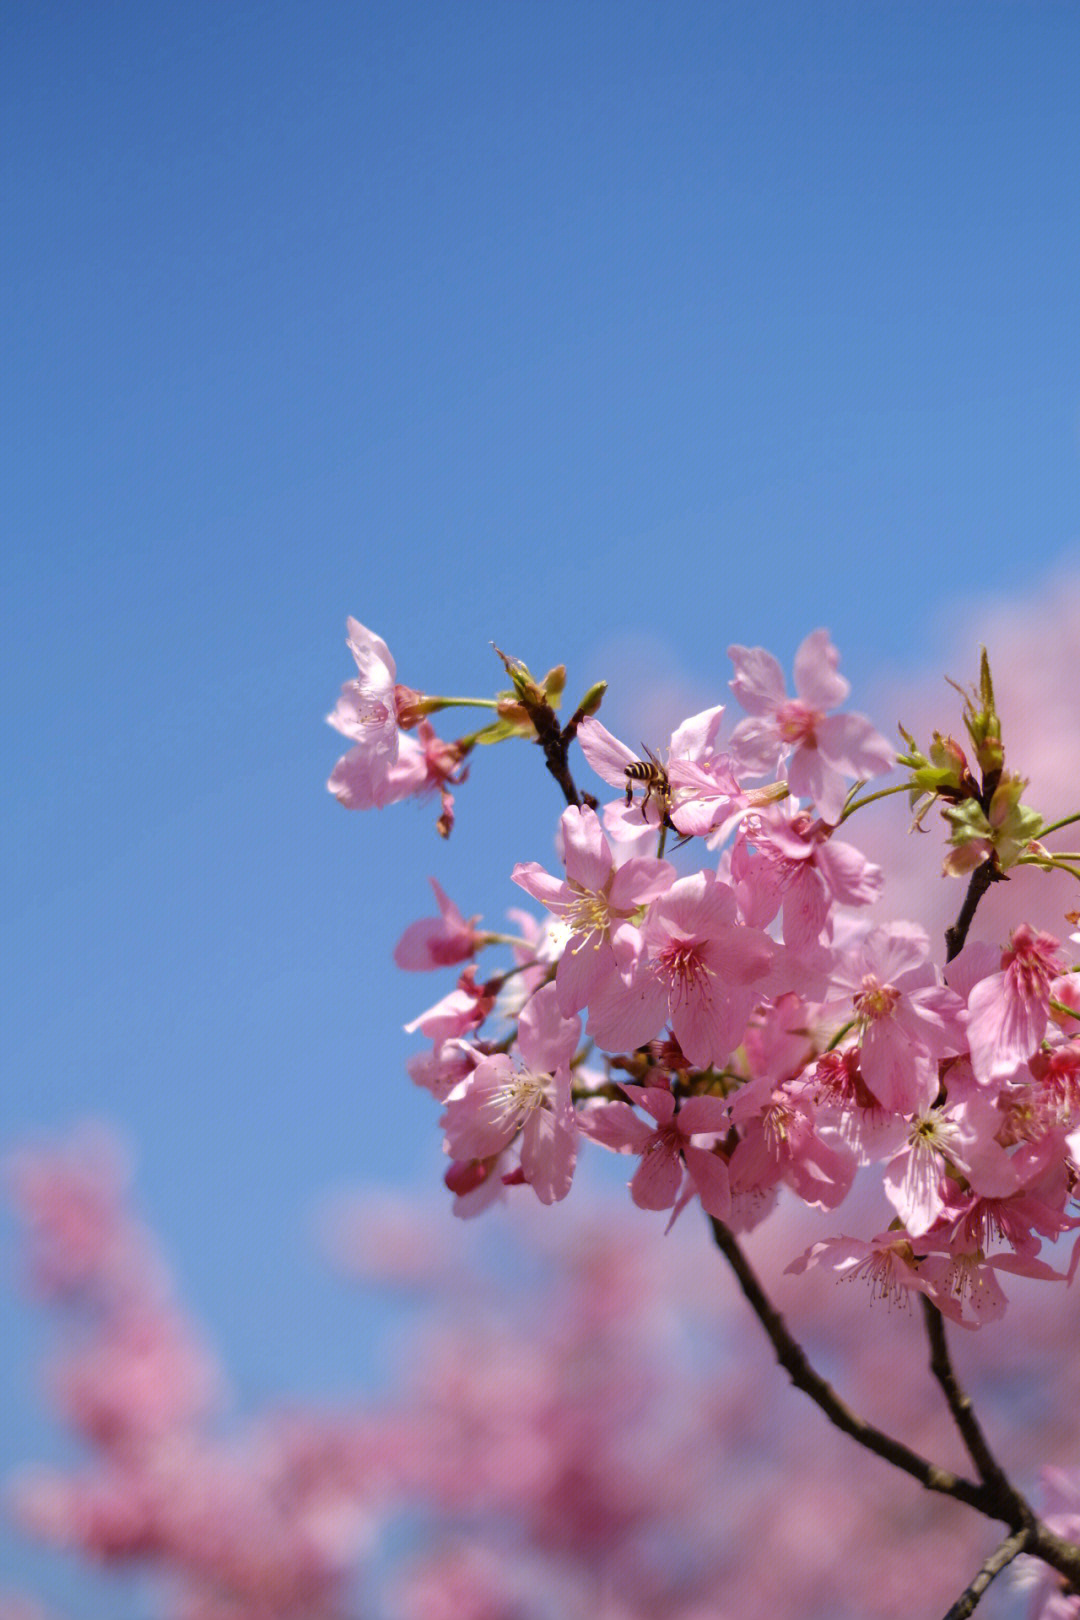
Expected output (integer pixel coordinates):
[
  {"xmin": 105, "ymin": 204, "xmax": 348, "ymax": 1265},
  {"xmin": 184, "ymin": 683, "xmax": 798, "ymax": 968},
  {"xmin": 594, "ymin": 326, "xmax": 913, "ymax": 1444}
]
[
  {"xmin": 727, "ymin": 645, "xmax": 787, "ymax": 716},
  {"xmin": 575, "ymin": 717, "xmax": 639, "ymax": 791},
  {"xmin": 792, "ymin": 629, "xmax": 850, "ymax": 711},
  {"xmin": 815, "ymin": 711, "xmax": 895, "ymax": 779}
]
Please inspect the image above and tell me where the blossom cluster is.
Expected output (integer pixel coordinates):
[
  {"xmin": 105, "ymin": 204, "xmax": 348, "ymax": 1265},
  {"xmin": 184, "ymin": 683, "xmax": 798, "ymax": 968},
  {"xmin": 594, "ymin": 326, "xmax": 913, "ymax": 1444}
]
[
  {"xmin": 7, "ymin": 1130, "xmax": 1078, "ymax": 1620},
  {"xmin": 328, "ymin": 622, "xmax": 1080, "ymax": 1330},
  {"xmin": 2, "ymin": 1127, "xmax": 378, "ymax": 1620}
]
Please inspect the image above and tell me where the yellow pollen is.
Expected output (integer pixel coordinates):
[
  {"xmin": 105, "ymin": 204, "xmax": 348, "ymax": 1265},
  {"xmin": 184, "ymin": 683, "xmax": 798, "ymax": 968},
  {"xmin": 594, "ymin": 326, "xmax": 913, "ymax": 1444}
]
[
  {"xmin": 490, "ymin": 1069, "xmax": 549, "ymax": 1127},
  {"xmin": 855, "ymin": 974, "xmax": 900, "ymax": 1021},
  {"xmin": 567, "ymin": 889, "xmax": 613, "ymax": 944},
  {"xmin": 763, "ymin": 1101, "xmax": 791, "ymax": 1152},
  {"xmin": 355, "ymin": 697, "xmax": 391, "ymax": 726}
]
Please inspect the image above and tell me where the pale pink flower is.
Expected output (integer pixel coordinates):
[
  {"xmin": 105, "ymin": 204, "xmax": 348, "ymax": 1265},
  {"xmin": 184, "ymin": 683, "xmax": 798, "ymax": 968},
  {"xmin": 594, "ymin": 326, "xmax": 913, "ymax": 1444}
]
[
  {"xmin": 786, "ymin": 1232, "xmax": 933, "ymax": 1307},
  {"xmin": 326, "ymin": 619, "xmax": 409, "ymax": 809},
  {"xmin": 440, "ymin": 985, "xmax": 581, "ymax": 1205},
  {"xmin": 578, "ymin": 707, "xmax": 787, "ymax": 848},
  {"xmin": 727, "ymin": 1067, "xmax": 857, "ymax": 1213},
  {"xmin": 830, "ymin": 923, "xmax": 967, "ymax": 1115},
  {"xmin": 803, "ymin": 1046, "xmax": 900, "ymax": 1162},
  {"xmin": 585, "ymin": 872, "xmax": 778, "ymax": 1066},
  {"xmin": 995, "ymin": 1042, "xmax": 1080, "ymax": 1147},
  {"xmin": 326, "ymin": 624, "xmax": 466, "ymax": 830},
  {"xmin": 404, "ymin": 966, "xmax": 496, "ymax": 1041},
  {"xmin": 586, "ymin": 874, "xmax": 780, "ymax": 1062},
  {"xmin": 881, "ymin": 1095, "xmax": 1018, "ymax": 1237},
  {"xmin": 727, "ymin": 629, "xmax": 894, "ymax": 823},
  {"xmin": 393, "ymin": 879, "xmax": 480, "ymax": 971},
  {"xmin": 581, "ymin": 1082, "xmax": 731, "ymax": 1225},
  {"xmin": 932, "ymin": 1133, "xmax": 1078, "ymax": 1261},
  {"xmin": 406, "ymin": 1038, "xmax": 480, "ymax": 1101},
  {"xmin": 577, "ymin": 707, "xmax": 716, "ymax": 807},
  {"xmin": 511, "ymin": 805, "xmax": 674, "ymax": 1017},
  {"xmin": 732, "ymin": 805, "xmax": 883, "ymax": 950},
  {"xmin": 961, "ymin": 924, "xmax": 1068, "ymax": 1086},
  {"xmin": 917, "ymin": 1247, "xmax": 1065, "ymax": 1330},
  {"xmin": 393, "ymin": 720, "xmax": 469, "ymax": 837},
  {"xmin": 599, "ymin": 796, "xmax": 665, "ymax": 854}
]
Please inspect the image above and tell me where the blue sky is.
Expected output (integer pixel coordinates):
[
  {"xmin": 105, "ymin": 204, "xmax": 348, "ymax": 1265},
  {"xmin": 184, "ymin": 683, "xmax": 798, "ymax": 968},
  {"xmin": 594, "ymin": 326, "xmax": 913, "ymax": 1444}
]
[{"xmin": 2, "ymin": 1, "xmax": 1078, "ymax": 1611}]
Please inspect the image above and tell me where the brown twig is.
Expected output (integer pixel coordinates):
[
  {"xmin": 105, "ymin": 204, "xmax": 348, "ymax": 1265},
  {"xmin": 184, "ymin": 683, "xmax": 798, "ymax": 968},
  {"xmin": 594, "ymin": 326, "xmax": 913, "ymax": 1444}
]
[
  {"xmin": 921, "ymin": 1299, "xmax": 1031, "ymax": 1520},
  {"xmin": 941, "ymin": 1527, "xmax": 1032, "ymax": 1620},
  {"xmin": 706, "ymin": 1218, "xmax": 985, "ymax": 1508},
  {"xmin": 945, "ymin": 856, "xmax": 1005, "ymax": 961},
  {"xmin": 492, "ymin": 647, "xmax": 590, "ymax": 811},
  {"xmin": 707, "ymin": 1219, "xmax": 1080, "ymax": 1589}
]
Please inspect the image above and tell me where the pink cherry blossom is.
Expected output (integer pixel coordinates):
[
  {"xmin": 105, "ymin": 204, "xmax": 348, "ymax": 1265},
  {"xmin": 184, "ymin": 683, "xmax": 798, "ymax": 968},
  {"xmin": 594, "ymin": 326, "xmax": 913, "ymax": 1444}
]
[
  {"xmin": 511, "ymin": 805, "xmax": 674, "ymax": 1017},
  {"xmin": 581, "ymin": 1082, "xmax": 731, "ymax": 1225},
  {"xmin": 961, "ymin": 924, "xmax": 1068, "ymax": 1087},
  {"xmin": 395, "ymin": 719, "xmax": 470, "ymax": 837},
  {"xmin": 917, "ymin": 1246, "xmax": 1065, "ymax": 1330},
  {"xmin": 881, "ymin": 1095, "xmax": 1018, "ymax": 1236},
  {"xmin": 404, "ymin": 966, "xmax": 495, "ymax": 1041},
  {"xmin": 393, "ymin": 878, "xmax": 480, "ymax": 970},
  {"xmin": 830, "ymin": 923, "xmax": 967, "ymax": 1115},
  {"xmin": 326, "ymin": 618, "xmax": 407, "ymax": 809},
  {"xmin": 326, "ymin": 624, "xmax": 466, "ymax": 831},
  {"xmin": 406, "ymin": 1038, "xmax": 480, "ymax": 1101},
  {"xmin": 727, "ymin": 630, "xmax": 894, "ymax": 824},
  {"xmin": 440, "ymin": 984, "xmax": 581, "ymax": 1206},
  {"xmin": 786, "ymin": 1232, "xmax": 933, "ymax": 1307},
  {"xmin": 931, "ymin": 1132, "xmax": 1078, "ymax": 1261},
  {"xmin": 732, "ymin": 804, "xmax": 883, "ymax": 950},
  {"xmin": 585, "ymin": 872, "xmax": 778, "ymax": 1067},
  {"xmin": 727, "ymin": 1059, "xmax": 857, "ymax": 1214},
  {"xmin": 577, "ymin": 708, "xmax": 783, "ymax": 848}
]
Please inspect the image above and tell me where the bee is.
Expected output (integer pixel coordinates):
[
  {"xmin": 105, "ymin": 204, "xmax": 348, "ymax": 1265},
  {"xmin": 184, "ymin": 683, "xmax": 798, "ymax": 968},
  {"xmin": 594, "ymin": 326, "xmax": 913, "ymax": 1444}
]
[{"xmin": 624, "ymin": 748, "xmax": 672, "ymax": 821}]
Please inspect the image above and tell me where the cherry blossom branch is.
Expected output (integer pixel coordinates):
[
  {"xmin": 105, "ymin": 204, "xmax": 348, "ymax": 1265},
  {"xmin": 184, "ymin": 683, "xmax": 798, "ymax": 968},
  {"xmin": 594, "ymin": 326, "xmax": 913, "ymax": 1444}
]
[
  {"xmin": 706, "ymin": 1217, "xmax": 985, "ymax": 1508},
  {"xmin": 941, "ymin": 1526, "xmax": 1032, "ymax": 1620},
  {"xmin": 944, "ymin": 856, "xmax": 1005, "ymax": 962},
  {"xmin": 492, "ymin": 648, "xmax": 598, "ymax": 811},
  {"xmin": 709, "ymin": 1220, "xmax": 1080, "ymax": 1591},
  {"xmin": 920, "ymin": 1298, "xmax": 1029, "ymax": 1517}
]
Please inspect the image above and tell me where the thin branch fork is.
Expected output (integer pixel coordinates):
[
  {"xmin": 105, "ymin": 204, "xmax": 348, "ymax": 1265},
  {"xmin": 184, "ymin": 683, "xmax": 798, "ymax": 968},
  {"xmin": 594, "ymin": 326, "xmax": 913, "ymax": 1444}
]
[
  {"xmin": 708, "ymin": 1217, "xmax": 1080, "ymax": 1592},
  {"xmin": 921, "ymin": 1298, "xmax": 1029, "ymax": 1519},
  {"xmin": 706, "ymin": 1218, "xmax": 985, "ymax": 1509}
]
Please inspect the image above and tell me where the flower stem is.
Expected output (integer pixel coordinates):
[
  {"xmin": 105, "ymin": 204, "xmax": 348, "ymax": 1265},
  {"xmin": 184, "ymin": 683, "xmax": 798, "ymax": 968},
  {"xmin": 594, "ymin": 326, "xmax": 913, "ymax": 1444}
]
[
  {"xmin": 1040, "ymin": 809, "xmax": 1080, "ymax": 837},
  {"xmin": 837, "ymin": 781, "xmax": 910, "ymax": 821}
]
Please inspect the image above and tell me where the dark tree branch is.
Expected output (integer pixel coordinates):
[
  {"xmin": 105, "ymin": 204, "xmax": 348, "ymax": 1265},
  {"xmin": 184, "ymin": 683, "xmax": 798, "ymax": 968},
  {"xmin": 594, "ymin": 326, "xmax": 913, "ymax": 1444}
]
[
  {"xmin": 945, "ymin": 856, "xmax": 1005, "ymax": 961},
  {"xmin": 527, "ymin": 696, "xmax": 585, "ymax": 809},
  {"xmin": 706, "ymin": 1218, "xmax": 1080, "ymax": 1590},
  {"xmin": 942, "ymin": 1527, "xmax": 1032, "ymax": 1620},
  {"xmin": 492, "ymin": 646, "xmax": 592, "ymax": 810},
  {"xmin": 706, "ymin": 1218, "xmax": 985, "ymax": 1508},
  {"xmin": 921, "ymin": 1299, "xmax": 1031, "ymax": 1520}
]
